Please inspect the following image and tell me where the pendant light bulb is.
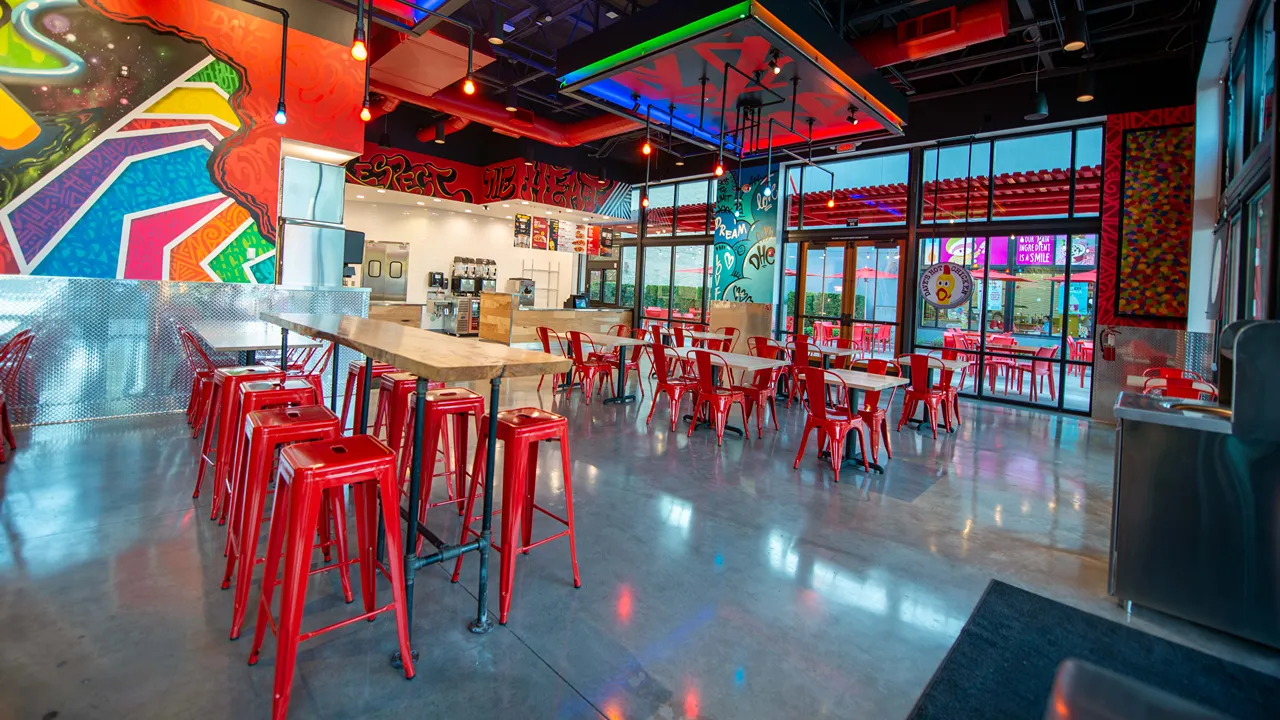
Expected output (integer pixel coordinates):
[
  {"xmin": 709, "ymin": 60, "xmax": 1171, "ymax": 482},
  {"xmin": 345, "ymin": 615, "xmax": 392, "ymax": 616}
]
[
  {"xmin": 274, "ymin": 101, "xmax": 287, "ymax": 125},
  {"xmin": 763, "ymin": 186, "xmax": 772, "ymax": 197},
  {"xmin": 641, "ymin": 141, "xmax": 652, "ymax": 156},
  {"xmin": 351, "ymin": 39, "xmax": 367, "ymax": 61},
  {"xmin": 641, "ymin": 196, "xmax": 649, "ymax": 208},
  {"xmin": 359, "ymin": 104, "xmax": 371, "ymax": 122},
  {"xmin": 826, "ymin": 196, "xmax": 835, "ymax": 209},
  {"xmin": 714, "ymin": 164, "xmax": 724, "ymax": 177},
  {"xmin": 351, "ymin": 0, "xmax": 367, "ymax": 60},
  {"xmin": 463, "ymin": 76, "xmax": 476, "ymax": 95}
]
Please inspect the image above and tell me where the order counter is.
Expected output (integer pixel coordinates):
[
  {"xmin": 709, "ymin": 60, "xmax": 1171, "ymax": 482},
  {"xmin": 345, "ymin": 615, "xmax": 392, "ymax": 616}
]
[{"xmin": 478, "ymin": 292, "xmax": 631, "ymax": 345}]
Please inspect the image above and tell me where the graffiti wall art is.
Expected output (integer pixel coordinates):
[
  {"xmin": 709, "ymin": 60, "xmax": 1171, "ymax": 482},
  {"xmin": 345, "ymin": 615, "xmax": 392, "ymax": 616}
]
[
  {"xmin": 347, "ymin": 143, "xmax": 634, "ymax": 218},
  {"xmin": 0, "ymin": 0, "xmax": 363, "ymax": 282},
  {"xmin": 711, "ymin": 167, "xmax": 779, "ymax": 304}
]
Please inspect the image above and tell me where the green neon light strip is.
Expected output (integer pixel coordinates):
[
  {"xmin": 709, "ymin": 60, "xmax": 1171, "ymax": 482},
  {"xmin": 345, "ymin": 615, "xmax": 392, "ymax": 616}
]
[{"xmin": 559, "ymin": 1, "xmax": 752, "ymax": 86}]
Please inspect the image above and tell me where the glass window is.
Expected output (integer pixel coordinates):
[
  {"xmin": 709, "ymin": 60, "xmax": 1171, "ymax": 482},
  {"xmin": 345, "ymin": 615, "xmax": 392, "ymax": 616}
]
[
  {"xmin": 801, "ymin": 245, "xmax": 844, "ymax": 339},
  {"xmin": 853, "ymin": 245, "xmax": 900, "ymax": 323},
  {"xmin": 619, "ymin": 245, "xmax": 637, "ymax": 308},
  {"xmin": 785, "ymin": 166, "xmax": 803, "ymax": 230},
  {"xmin": 366, "ymin": 260, "xmax": 381, "ymax": 277},
  {"xmin": 1256, "ymin": 0, "xmax": 1275, "ymax": 146},
  {"xmin": 642, "ymin": 246, "xmax": 672, "ymax": 321},
  {"xmin": 915, "ymin": 236, "xmax": 985, "ymax": 344},
  {"xmin": 1229, "ymin": 49, "xmax": 1247, "ymax": 180},
  {"xmin": 675, "ymin": 180, "xmax": 710, "ymax": 235},
  {"xmin": 1246, "ymin": 184, "xmax": 1272, "ymax": 319},
  {"xmin": 1073, "ymin": 127, "xmax": 1103, "ymax": 217},
  {"xmin": 798, "ymin": 153, "xmax": 909, "ymax": 229},
  {"xmin": 646, "ymin": 184, "xmax": 675, "ymax": 236},
  {"xmin": 588, "ymin": 269, "xmax": 603, "ymax": 302},
  {"xmin": 782, "ymin": 243, "xmax": 799, "ymax": 334},
  {"xmin": 992, "ymin": 131, "xmax": 1072, "ymax": 220},
  {"xmin": 388, "ymin": 261, "xmax": 403, "ymax": 279},
  {"xmin": 603, "ymin": 268, "xmax": 618, "ymax": 304},
  {"xmin": 671, "ymin": 245, "xmax": 707, "ymax": 322},
  {"xmin": 921, "ymin": 142, "xmax": 991, "ymax": 223}
]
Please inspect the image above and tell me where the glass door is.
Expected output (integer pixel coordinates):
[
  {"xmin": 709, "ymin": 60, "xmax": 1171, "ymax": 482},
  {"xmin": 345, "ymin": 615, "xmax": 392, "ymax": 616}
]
[
  {"xmin": 793, "ymin": 240, "xmax": 903, "ymax": 357},
  {"xmin": 798, "ymin": 243, "xmax": 845, "ymax": 342}
]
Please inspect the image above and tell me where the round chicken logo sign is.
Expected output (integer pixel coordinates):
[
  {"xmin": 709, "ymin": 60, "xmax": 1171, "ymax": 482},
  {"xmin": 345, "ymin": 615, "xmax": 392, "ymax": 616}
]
[{"xmin": 920, "ymin": 262, "xmax": 974, "ymax": 309}]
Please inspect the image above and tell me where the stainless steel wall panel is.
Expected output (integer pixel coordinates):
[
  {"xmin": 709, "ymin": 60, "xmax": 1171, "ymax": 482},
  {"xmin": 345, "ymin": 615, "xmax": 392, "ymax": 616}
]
[
  {"xmin": 1092, "ymin": 324, "xmax": 1216, "ymax": 423},
  {"xmin": 0, "ymin": 277, "xmax": 369, "ymax": 426}
]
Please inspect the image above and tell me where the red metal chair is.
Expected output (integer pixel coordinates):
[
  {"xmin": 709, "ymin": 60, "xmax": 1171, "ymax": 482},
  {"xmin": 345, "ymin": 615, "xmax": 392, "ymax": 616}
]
[
  {"xmin": 248, "ymin": 435, "xmax": 415, "ymax": 718},
  {"xmin": 714, "ymin": 326, "xmax": 740, "ymax": 354},
  {"xmin": 1011, "ymin": 345, "xmax": 1060, "ymax": 402},
  {"xmin": 793, "ymin": 366, "xmax": 868, "ymax": 482},
  {"xmin": 1075, "ymin": 340, "xmax": 1095, "ymax": 387},
  {"xmin": 567, "ymin": 331, "xmax": 614, "ymax": 403},
  {"xmin": 222, "ymin": 405, "xmax": 343, "ymax": 641},
  {"xmin": 894, "ymin": 353, "xmax": 951, "ymax": 438},
  {"xmin": 1142, "ymin": 367, "xmax": 1207, "ymax": 382},
  {"xmin": 832, "ymin": 336, "xmax": 859, "ymax": 370},
  {"xmin": 686, "ymin": 350, "xmax": 749, "ymax": 446},
  {"xmin": 535, "ymin": 326, "xmax": 569, "ymax": 391},
  {"xmin": 856, "ymin": 359, "xmax": 901, "ymax": 465},
  {"xmin": 736, "ymin": 342, "xmax": 785, "ymax": 438},
  {"xmin": 178, "ymin": 327, "xmax": 232, "ymax": 436},
  {"xmin": 339, "ymin": 359, "xmax": 398, "ymax": 433},
  {"xmin": 875, "ymin": 325, "xmax": 892, "ymax": 353},
  {"xmin": 451, "ymin": 407, "xmax": 580, "ymax": 624},
  {"xmin": 647, "ymin": 343, "xmax": 695, "ymax": 431},
  {"xmin": 930, "ymin": 348, "xmax": 970, "ymax": 425},
  {"xmin": 985, "ymin": 335, "xmax": 1018, "ymax": 393},
  {"xmin": 619, "ymin": 327, "xmax": 648, "ymax": 395},
  {"xmin": 0, "ymin": 329, "xmax": 33, "ymax": 463},
  {"xmin": 285, "ymin": 342, "xmax": 333, "ymax": 401},
  {"xmin": 786, "ymin": 334, "xmax": 815, "ymax": 408},
  {"xmin": 1143, "ymin": 377, "xmax": 1218, "ymax": 401}
]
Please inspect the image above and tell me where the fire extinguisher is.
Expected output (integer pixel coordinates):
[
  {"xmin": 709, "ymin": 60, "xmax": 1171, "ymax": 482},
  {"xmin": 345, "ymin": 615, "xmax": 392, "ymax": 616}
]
[{"xmin": 1100, "ymin": 327, "xmax": 1120, "ymax": 362}]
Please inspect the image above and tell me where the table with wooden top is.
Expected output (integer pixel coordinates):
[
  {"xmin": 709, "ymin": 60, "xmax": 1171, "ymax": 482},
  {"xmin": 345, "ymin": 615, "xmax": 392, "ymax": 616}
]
[
  {"xmin": 821, "ymin": 368, "xmax": 911, "ymax": 473},
  {"xmin": 676, "ymin": 348, "xmax": 789, "ymax": 436},
  {"xmin": 188, "ymin": 320, "xmax": 321, "ymax": 366},
  {"xmin": 260, "ymin": 312, "xmax": 571, "ymax": 657},
  {"xmin": 590, "ymin": 335, "xmax": 649, "ymax": 405}
]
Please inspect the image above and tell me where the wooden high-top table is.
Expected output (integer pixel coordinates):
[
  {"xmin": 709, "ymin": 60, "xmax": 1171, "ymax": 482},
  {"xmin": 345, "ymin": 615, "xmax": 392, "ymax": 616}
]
[{"xmin": 260, "ymin": 312, "xmax": 571, "ymax": 662}]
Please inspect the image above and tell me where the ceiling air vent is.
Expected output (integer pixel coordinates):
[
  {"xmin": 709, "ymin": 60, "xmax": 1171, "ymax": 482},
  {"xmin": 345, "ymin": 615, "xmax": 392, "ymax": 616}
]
[{"xmin": 898, "ymin": 7, "xmax": 959, "ymax": 45}]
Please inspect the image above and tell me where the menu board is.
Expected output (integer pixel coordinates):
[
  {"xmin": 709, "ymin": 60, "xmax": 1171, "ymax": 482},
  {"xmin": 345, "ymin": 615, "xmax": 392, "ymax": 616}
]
[
  {"xmin": 587, "ymin": 226, "xmax": 601, "ymax": 256},
  {"xmin": 548, "ymin": 219, "xmax": 559, "ymax": 251},
  {"xmin": 598, "ymin": 227, "xmax": 614, "ymax": 258},
  {"xmin": 513, "ymin": 214, "xmax": 532, "ymax": 248},
  {"xmin": 531, "ymin": 216, "xmax": 548, "ymax": 250},
  {"xmin": 570, "ymin": 223, "xmax": 586, "ymax": 253}
]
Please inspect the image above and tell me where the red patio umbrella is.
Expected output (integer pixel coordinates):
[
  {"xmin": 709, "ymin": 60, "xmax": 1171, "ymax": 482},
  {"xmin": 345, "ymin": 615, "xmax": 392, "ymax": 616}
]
[
  {"xmin": 973, "ymin": 269, "xmax": 1030, "ymax": 283},
  {"xmin": 854, "ymin": 267, "xmax": 897, "ymax": 280},
  {"xmin": 1045, "ymin": 270, "xmax": 1098, "ymax": 284}
]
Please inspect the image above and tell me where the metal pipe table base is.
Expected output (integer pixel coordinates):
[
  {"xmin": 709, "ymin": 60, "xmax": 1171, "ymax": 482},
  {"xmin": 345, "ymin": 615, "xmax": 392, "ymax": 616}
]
[{"xmin": 603, "ymin": 347, "xmax": 635, "ymax": 406}]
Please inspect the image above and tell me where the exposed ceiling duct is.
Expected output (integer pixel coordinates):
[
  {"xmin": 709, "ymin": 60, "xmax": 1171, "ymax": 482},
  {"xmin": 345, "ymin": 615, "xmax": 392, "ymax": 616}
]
[
  {"xmin": 414, "ymin": 115, "xmax": 472, "ymax": 143},
  {"xmin": 371, "ymin": 79, "xmax": 644, "ymax": 147},
  {"xmin": 851, "ymin": 0, "xmax": 1010, "ymax": 69}
]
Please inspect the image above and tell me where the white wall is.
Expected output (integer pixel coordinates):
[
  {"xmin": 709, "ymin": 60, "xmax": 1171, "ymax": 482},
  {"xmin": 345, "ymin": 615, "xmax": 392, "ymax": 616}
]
[{"xmin": 344, "ymin": 200, "xmax": 579, "ymax": 306}]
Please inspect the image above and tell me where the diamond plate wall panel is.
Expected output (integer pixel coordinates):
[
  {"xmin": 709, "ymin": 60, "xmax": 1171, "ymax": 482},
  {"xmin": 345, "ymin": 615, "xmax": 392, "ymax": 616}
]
[
  {"xmin": 0, "ymin": 277, "xmax": 369, "ymax": 426},
  {"xmin": 1092, "ymin": 324, "xmax": 1214, "ymax": 423}
]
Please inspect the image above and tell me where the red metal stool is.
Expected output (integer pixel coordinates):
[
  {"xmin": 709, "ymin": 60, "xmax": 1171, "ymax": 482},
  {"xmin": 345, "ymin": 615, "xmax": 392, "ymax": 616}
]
[
  {"xmin": 222, "ymin": 405, "xmax": 344, "ymax": 641},
  {"xmin": 371, "ymin": 372, "xmax": 444, "ymax": 455},
  {"xmin": 396, "ymin": 387, "xmax": 483, "ymax": 551},
  {"xmin": 217, "ymin": 378, "xmax": 323, "ymax": 526},
  {"xmin": 450, "ymin": 407, "xmax": 580, "ymax": 624},
  {"xmin": 194, "ymin": 366, "xmax": 283, "ymax": 502},
  {"xmin": 340, "ymin": 360, "xmax": 396, "ymax": 433},
  {"xmin": 248, "ymin": 435, "xmax": 415, "ymax": 719}
]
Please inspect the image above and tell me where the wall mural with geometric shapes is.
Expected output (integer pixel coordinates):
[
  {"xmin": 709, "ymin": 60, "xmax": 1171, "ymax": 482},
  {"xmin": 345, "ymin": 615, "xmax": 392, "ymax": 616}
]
[
  {"xmin": 1116, "ymin": 125, "xmax": 1194, "ymax": 319},
  {"xmin": 0, "ymin": 0, "xmax": 363, "ymax": 282}
]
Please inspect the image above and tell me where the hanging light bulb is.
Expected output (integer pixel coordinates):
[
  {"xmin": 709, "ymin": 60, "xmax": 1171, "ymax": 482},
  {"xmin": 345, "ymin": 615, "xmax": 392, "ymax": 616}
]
[
  {"xmin": 763, "ymin": 185, "xmax": 772, "ymax": 197},
  {"xmin": 360, "ymin": 103, "xmax": 371, "ymax": 122},
  {"xmin": 826, "ymin": 196, "xmax": 835, "ymax": 209},
  {"xmin": 351, "ymin": 0, "xmax": 367, "ymax": 60},
  {"xmin": 714, "ymin": 164, "xmax": 724, "ymax": 177},
  {"xmin": 641, "ymin": 140, "xmax": 652, "ymax": 156},
  {"xmin": 641, "ymin": 196, "xmax": 649, "ymax": 208},
  {"xmin": 274, "ymin": 101, "xmax": 287, "ymax": 125},
  {"xmin": 463, "ymin": 75, "xmax": 476, "ymax": 95}
]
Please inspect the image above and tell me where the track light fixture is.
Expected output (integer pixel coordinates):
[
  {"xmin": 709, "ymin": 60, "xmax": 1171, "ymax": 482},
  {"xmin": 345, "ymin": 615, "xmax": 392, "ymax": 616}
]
[
  {"xmin": 767, "ymin": 48, "xmax": 781, "ymax": 75},
  {"xmin": 1076, "ymin": 70, "xmax": 1096, "ymax": 103},
  {"xmin": 846, "ymin": 106, "xmax": 860, "ymax": 126},
  {"xmin": 1063, "ymin": 8, "xmax": 1088, "ymax": 52},
  {"xmin": 489, "ymin": 6, "xmax": 505, "ymax": 45},
  {"xmin": 434, "ymin": 120, "xmax": 446, "ymax": 144}
]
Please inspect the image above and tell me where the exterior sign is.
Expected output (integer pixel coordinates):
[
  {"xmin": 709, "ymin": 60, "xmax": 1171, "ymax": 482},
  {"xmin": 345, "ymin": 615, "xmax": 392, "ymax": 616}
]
[{"xmin": 919, "ymin": 262, "xmax": 975, "ymax": 309}]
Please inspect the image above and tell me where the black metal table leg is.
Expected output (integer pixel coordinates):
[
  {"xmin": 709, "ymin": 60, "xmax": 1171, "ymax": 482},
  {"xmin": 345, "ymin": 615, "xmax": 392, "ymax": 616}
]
[
  {"xmin": 244, "ymin": 350, "xmax": 256, "ymax": 366},
  {"xmin": 470, "ymin": 376, "xmax": 501, "ymax": 633},
  {"xmin": 329, "ymin": 342, "xmax": 340, "ymax": 413},
  {"xmin": 604, "ymin": 342, "xmax": 636, "ymax": 405},
  {"xmin": 818, "ymin": 388, "xmax": 886, "ymax": 474},
  {"xmin": 278, "ymin": 328, "xmax": 288, "ymax": 371},
  {"xmin": 683, "ymin": 364, "xmax": 745, "ymax": 436},
  {"xmin": 392, "ymin": 377, "xmax": 428, "ymax": 669}
]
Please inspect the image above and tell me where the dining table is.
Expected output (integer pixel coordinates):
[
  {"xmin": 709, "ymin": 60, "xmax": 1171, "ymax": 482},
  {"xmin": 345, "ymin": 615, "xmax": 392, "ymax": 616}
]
[
  {"xmin": 675, "ymin": 348, "xmax": 788, "ymax": 436},
  {"xmin": 820, "ymin": 368, "xmax": 910, "ymax": 473},
  {"xmin": 188, "ymin": 320, "xmax": 321, "ymax": 366},
  {"xmin": 589, "ymin": 334, "xmax": 649, "ymax": 405},
  {"xmin": 259, "ymin": 312, "xmax": 571, "ymax": 665}
]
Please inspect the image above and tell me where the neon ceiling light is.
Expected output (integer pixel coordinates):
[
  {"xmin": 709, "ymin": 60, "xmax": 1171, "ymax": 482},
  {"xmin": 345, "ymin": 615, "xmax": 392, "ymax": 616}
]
[
  {"xmin": 558, "ymin": 1, "xmax": 752, "ymax": 87},
  {"xmin": 577, "ymin": 80, "xmax": 735, "ymax": 150}
]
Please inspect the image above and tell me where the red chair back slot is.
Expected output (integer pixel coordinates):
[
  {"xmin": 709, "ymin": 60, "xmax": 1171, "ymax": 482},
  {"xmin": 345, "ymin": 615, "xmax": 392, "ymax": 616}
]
[{"xmin": 862, "ymin": 358, "xmax": 901, "ymax": 410}]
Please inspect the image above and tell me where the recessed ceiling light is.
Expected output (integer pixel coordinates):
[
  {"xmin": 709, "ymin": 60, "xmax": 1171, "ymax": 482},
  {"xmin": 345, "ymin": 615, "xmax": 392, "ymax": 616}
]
[
  {"xmin": 502, "ymin": 203, "xmax": 510, "ymax": 207},
  {"xmin": 521, "ymin": 201, "xmax": 529, "ymax": 205},
  {"xmin": 505, "ymin": 215, "xmax": 513, "ymax": 219},
  {"xmin": 356, "ymin": 194, "xmax": 364, "ymax": 199},
  {"xmin": 465, "ymin": 209, "xmax": 472, "ymax": 213},
  {"xmin": 416, "ymin": 201, "xmax": 424, "ymax": 205},
  {"xmin": 545, "ymin": 210, "xmax": 552, "ymax": 215},
  {"xmin": 432, "ymin": 198, "xmax": 441, "ymax": 202},
  {"xmin": 376, "ymin": 189, "xmax": 385, "ymax": 193}
]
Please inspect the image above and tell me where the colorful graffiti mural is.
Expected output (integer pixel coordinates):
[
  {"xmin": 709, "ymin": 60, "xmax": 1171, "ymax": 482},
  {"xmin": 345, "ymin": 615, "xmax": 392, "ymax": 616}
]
[
  {"xmin": 0, "ymin": 0, "xmax": 362, "ymax": 282},
  {"xmin": 711, "ymin": 168, "xmax": 779, "ymax": 304},
  {"xmin": 346, "ymin": 143, "xmax": 635, "ymax": 218}
]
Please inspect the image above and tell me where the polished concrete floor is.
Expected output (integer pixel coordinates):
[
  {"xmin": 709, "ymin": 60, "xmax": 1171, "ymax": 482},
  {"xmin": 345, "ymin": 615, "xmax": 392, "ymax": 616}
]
[{"xmin": 1, "ymin": 375, "xmax": 1277, "ymax": 719}]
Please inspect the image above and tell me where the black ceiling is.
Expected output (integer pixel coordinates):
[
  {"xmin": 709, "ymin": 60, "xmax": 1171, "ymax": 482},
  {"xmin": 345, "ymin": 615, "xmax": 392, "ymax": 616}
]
[{"xmin": 353, "ymin": 0, "xmax": 1215, "ymax": 179}]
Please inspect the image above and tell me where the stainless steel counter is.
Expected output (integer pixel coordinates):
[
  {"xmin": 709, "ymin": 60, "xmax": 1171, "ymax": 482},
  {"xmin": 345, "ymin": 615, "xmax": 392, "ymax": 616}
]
[
  {"xmin": 0, "ymin": 276, "xmax": 369, "ymax": 425},
  {"xmin": 1113, "ymin": 392, "xmax": 1231, "ymax": 433}
]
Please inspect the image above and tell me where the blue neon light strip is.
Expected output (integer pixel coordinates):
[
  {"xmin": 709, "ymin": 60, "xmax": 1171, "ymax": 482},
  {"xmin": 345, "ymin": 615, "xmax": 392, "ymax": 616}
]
[{"xmin": 578, "ymin": 80, "xmax": 740, "ymax": 152}]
